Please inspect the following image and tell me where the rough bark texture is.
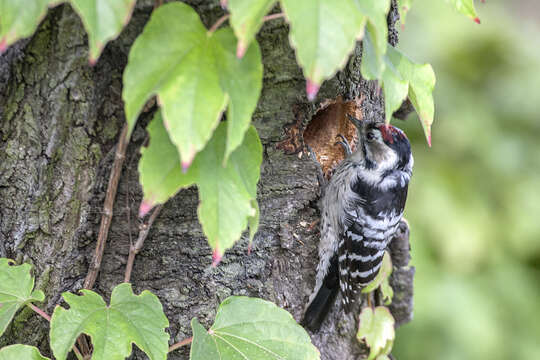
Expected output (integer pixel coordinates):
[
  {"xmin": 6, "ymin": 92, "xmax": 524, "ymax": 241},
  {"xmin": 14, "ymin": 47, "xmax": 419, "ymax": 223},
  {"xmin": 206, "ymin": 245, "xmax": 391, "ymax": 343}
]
[{"xmin": 0, "ymin": 1, "xmax": 413, "ymax": 359}]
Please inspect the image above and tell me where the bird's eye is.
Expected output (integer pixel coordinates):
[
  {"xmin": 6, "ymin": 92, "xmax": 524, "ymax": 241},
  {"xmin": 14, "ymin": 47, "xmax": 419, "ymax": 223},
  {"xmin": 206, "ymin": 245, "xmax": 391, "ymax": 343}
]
[{"xmin": 366, "ymin": 132, "xmax": 376, "ymax": 141}]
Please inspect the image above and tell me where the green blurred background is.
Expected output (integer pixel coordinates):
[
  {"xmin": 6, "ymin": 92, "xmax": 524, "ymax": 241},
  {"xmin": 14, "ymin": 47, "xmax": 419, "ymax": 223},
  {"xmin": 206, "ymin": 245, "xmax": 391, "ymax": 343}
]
[{"xmin": 393, "ymin": 0, "xmax": 540, "ymax": 359}]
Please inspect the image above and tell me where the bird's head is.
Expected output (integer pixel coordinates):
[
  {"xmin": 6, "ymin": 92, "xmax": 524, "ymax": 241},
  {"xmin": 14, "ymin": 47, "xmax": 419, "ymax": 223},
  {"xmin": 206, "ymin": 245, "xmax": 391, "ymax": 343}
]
[
  {"xmin": 347, "ymin": 115, "xmax": 412, "ymax": 173},
  {"xmin": 363, "ymin": 122, "xmax": 411, "ymax": 172}
]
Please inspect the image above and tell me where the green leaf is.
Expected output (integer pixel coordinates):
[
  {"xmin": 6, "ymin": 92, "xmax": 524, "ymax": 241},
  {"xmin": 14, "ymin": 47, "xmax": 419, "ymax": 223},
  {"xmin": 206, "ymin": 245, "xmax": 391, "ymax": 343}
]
[
  {"xmin": 446, "ymin": 0, "xmax": 480, "ymax": 23},
  {"xmin": 139, "ymin": 112, "xmax": 262, "ymax": 258},
  {"xmin": 380, "ymin": 277, "xmax": 394, "ymax": 306},
  {"xmin": 138, "ymin": 111, "xmax": 196, "ymax": 208},
  {"xmin": 248, "ymin": 199, "xmax": 260, "ymax": 243},
  {"xmin": 123, "ymin": 2, "xmax": 262, "ymax": 168},
  {"xmin": 0, "ymin": 259, "xmax": 45, "ymax": 337},
  {"xmin": 361, "ymin": 33, "xmax": 435, "ymax": 145},
  {"xmin": 50, "ymin": 283, "xmax": 169, "ymax": 360},
  {"xmin": 227, "ymin": 0, "xmax": 276, "ymax": 58},
  {"xmin": 352, "ymin": 0, "xmax": 390, "ymax": 60},
  {"xmin": 0, "ymin": 0, "xmax": 55, "ymax": 52},
  {"xmin": 280, "ymin": 0, "xmax": 366, "ymax": 98},
  {"xmin": 362, "ymin": 252, "xmax": 392, "ymax": 294},
  {"xmin": 386, "ymin": 46, "xmax": 436, "ymax": 145},
  {"xmin": 356, "ymin": 306, "xmax": 395, "ymax": 360},
  {"xmin": 190, "ymin": 296, "xmax": 320, "ymax": 360},
  {"xmin": 195, "ymin": 124, "xmax": 262, "ymax": 258},
  {"xmin": 212, "ymin": 28, "xmax": 263, "ymax": 163},
  {"xmin": 0, "ymin": 344, "xmax": 50, "ymax": 360},
  {"xmin": 397, "ymin": 0, "xmax": 413, "ymax": 25},
  {"xmin": 68, "ymin": 0, "xmax": 135, "ymax": 64}
]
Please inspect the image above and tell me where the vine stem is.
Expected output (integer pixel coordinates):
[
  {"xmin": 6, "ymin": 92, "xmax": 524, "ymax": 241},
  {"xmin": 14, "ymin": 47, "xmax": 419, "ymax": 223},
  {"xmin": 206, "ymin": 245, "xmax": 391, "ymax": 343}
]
[
  {"xmin": 27, "ymin": 303, "xmax": 51, "ymax": 322},
  {"xmin": 168, "ymin": 337, "xmax": 193, "ymax": 352},
  {"xmin": 124, "ymin": 204, "xmax": 163, "ymax": 283},
  {"xmin": 263, "ymin": 12, "xmax": 285, "ymax": 22},
  {"xmin": 84, "ymin": 123, "xmax": 129, "ymax": 290},
  {"xmin": 27, "ymin": 304, "xmax": 84, "ymax": 360},
  {"xmin": 208, "ymin": 14, "xmax": 230, "ymax": 34}
]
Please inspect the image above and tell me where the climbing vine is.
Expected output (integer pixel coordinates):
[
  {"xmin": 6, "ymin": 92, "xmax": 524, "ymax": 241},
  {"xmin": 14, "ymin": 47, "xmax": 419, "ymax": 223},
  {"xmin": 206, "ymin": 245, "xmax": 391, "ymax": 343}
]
[{"xmin": 0, "ymin": 0, "xmax": 483, "ymax": 358}]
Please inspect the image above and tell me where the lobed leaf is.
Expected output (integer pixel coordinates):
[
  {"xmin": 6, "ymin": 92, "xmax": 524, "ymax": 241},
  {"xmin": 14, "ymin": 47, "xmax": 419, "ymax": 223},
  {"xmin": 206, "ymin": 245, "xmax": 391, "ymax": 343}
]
[
  {"xmin": 50, "ymin": 283, "xmax": 169, "ymax": 360},
  {"xmin": 0, "ymin": 344, "xmax": 50, "ymax": 360},
  {"xmin": 280, "ymin": 0, "xmax": 366, "ymax": 99},
  {"xmin": 227, "ymin": 0, "xmax": 276, "ymax": 58},
  {"xmin": 446, "ymin": 0, "xmax": 480, "ymax": 23},
  {"xmin": 123, "ymin": 2, "xmax": 262, "ymax": 168},
  {"xmin": 361, "ymin": 31, "xmax": 435, "ymax": 145},
  {"xmin": 352, "ymin": 0, "xmax": 390, "ymax": 64},
  {"xmin": 356, "ymin": 306, "xmax": 395, "ymax": 360},
  {"xmin": 0, "ymin": 259, "xmax": 45, "ymax": 337},
  {"xmin": 0, "ymin": 0, "xmax": 55, "ymax": 52},
  {"xmin": 68, "ymin": 0, "xmax": 135, "ymax": 64},
  {"xmin": 397, "ymin": 0, "xmax": 414, "ymax": 25},
  {"xmin": 361, "ymin": 252, "xmax": 393, "ymax": 294},
  {"xmin": 190, "ymin": 296, "xmax": 320, "ymax": 360},
  {"xmin": 139, "ymin": 112, "xmax": 262, "ymax": 258}
]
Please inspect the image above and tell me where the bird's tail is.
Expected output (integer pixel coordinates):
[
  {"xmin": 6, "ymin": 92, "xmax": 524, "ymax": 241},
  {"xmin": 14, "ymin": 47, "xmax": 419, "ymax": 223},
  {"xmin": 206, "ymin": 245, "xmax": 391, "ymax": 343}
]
[{"xmin": 301, "ymin": 255, "xmax": 339, "ymax": 331}]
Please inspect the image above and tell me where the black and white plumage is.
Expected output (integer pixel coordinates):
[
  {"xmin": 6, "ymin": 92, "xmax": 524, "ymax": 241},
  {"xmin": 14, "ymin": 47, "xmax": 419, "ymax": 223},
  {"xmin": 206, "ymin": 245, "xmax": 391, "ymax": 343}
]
[{"xmin": 302, "ymin": 116, "xmax": 413, "ymax": 331}]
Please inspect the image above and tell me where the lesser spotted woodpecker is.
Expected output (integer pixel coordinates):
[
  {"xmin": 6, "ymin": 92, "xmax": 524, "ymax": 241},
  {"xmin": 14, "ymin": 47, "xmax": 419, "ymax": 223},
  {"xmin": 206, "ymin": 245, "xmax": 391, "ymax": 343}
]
[{"xmin": 302, "ymin": 115, "xmax": 413, "ymax": 331}]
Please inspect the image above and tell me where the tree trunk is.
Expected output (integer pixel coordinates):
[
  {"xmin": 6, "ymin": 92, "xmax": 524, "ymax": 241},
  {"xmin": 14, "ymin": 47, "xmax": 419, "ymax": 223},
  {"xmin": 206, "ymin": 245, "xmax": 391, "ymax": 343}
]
[{"xmin": 0, "ymin": 1, "xmax": 413, "ymax": 359}]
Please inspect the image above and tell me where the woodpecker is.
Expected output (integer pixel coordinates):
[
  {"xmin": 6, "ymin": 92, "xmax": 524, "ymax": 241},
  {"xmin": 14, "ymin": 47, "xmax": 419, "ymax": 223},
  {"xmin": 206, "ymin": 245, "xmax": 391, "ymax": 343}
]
[{"xmin": 302, "ymin": 115, "xmax": 413, "ymax": 331}]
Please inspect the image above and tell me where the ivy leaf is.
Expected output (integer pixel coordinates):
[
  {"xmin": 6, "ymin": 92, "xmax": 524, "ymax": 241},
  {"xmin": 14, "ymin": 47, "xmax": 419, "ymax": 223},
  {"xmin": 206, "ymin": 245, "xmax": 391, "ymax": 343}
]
[
  {"xmin": 0, "ymin": 259, "xmax": 45, "ymax": 337},
  {"xmin": 68, "ymin": 0, "xmax": 135, "ymax": 64},
  {"xmin": 190, "ymin": 296, "xmax": 320, "ymax": 360},
  {"xmin": 212, "ymin": 28, "xmax": 263, "ymax": 163},
  {"xmin": 446, "ymin": 0, "xmax": 480, "ymax": 23},
  {"xmin": 139, "ymin": 112, "xmax": 262, "ymax": 260},
  {"xmin": 280, "ymin": 0, "xmax": 366, "ymax": 100},
  {"xmin": 386, "ymin": 46, "xmax": 436, "ymax": 145},
  {"xmin": 356, "ymin": 306, "xmax": 395, "ymax": 360},
  {"xmin": 397, "ymin": 0, "xmax": 413, "ymax": 25},
  {"xmin": 0, "ymin": 0, "xmax": 55, "ymax": 52},
  {"xmin": 352, "ymin": 0, "xmax": 390, "ymax": 62},
  {"xmin": 138, "ymin": 111, "xmax": 196, "ymax": 209},
  {"xmin": 362, "ymin": 252, "xmax": 392, "ymax": 294},
  {"xmin": 361, "ymin": 32, "xmax": 435, "ymax": 145},
  {"xmin": 50, "ymin": 283, "xmax": 169, "ymax": 360},
  {"xmin": 0, "ymin": 344, "xmax": 50, "ymax": 360},
  {"xmin": 227, "ymin": 0, "xmax": 276, "ymax": 58},
  {"xmin": 123, "ymin": 2, "xmax": 262, "ymax": 169},
  {"xmin": 380, "ymin": 277, "xmax": 394, "ymax": 305}
]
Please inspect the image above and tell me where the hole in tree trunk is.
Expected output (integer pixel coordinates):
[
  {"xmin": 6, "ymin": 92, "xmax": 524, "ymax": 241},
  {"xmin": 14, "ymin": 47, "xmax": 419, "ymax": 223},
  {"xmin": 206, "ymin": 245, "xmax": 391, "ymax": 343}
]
[{"xmin": 304, "ymin": 96, "xmax": 364, "ymax": 177}]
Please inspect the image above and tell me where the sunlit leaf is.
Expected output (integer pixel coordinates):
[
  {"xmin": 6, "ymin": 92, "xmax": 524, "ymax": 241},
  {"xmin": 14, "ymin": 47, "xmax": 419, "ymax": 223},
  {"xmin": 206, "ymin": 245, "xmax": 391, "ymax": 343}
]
[
  {"xmin": 380, "ymin": 278, "xmax": 394, "ymax": 305},
  {"xmin": 68, "ymin": 0, "xmax": 135, "ymax": 63},
  {"xmin": 280, "ymin": 0, "xmax": 366, "ymax": 99},
  {"xmin": 446, "ymin": 0, "xmax": 480, "ymax": 23},
  {"xmin": 190, "ymin": 296, "xmax": 320, "ymax": 360},
  {"xmin": 356, "ymin": 306, "xmax": 395, "ymax": 360},
  {"xmin": 212, "ymin": 28, "xmax": 263, "ymax": 163},
  {"xmin": 397, "ymin": 0, "xmax": 413, "ymax": 25},
  {"xmin": 0, "ymin": 344, "xmax": 50, "ymax": 360},
  {"xmin": 139, "ymin": 113, "xmax": 262, "ymax": 258},
  {"xmin": 352, "ymin": 0, "xmax": 390, "ymax": 60},
  {"xmin": 386, "ymin": 46, "xmax": 435, "ymax": 145},
  {"xmin": 227, "ymin": 0, "xmax": 276, "ymax": 58},
  {"xmin": 361, "ymin": 32, "xmax": 435, "ymax": 145},
  {"xmin": 362, "ymin": 252, "xmax": 393, "ymax": 294},
  {"xmin": 50, "ymin": 283, "xmax": 169, "ymax": 360},
  {"xmin": 123, "ymin": 2, "xmax": 262, "ymax": 168},
  {"xmin": 0, "ymin": 0, "xmax": 55, "ymax": 52},
  {"xmin": 0, "ymin": 259, "xmax": 45, "ymax": 337}
]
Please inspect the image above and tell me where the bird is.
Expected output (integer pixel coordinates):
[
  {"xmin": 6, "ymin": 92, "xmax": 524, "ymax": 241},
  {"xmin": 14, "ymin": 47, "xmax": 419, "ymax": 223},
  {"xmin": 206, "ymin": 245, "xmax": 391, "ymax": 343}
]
[{"xmin": 302, "ymin": 114, "xmax": 413, "ymax": 331}]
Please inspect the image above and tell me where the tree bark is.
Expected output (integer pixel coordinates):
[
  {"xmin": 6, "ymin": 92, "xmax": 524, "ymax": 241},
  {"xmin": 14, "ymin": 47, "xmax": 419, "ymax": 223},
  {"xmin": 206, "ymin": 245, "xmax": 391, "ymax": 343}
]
[{"xmin": 0, "ymin": 1, "xmax": 413, "ymax": 359}]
